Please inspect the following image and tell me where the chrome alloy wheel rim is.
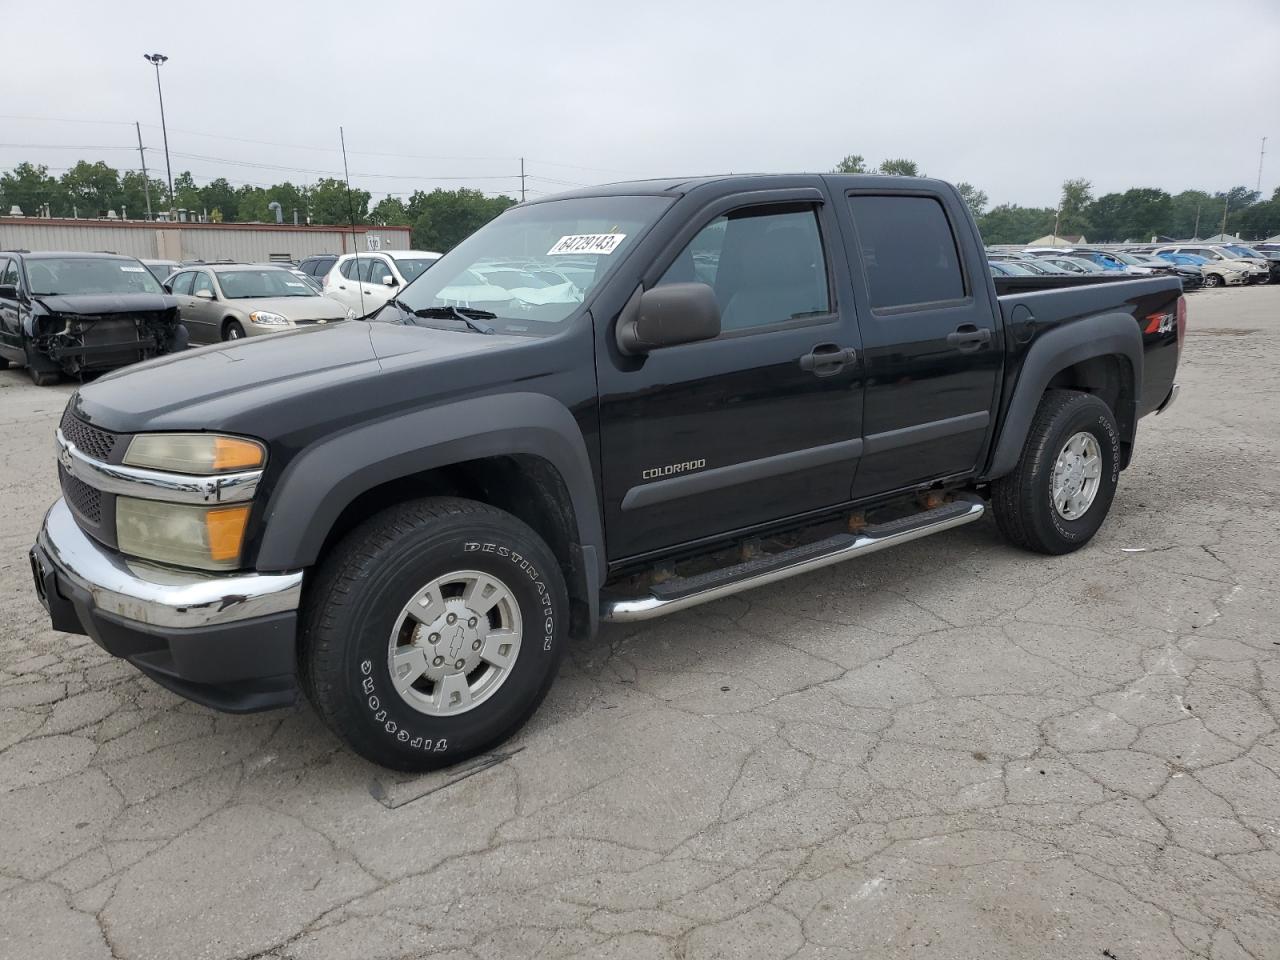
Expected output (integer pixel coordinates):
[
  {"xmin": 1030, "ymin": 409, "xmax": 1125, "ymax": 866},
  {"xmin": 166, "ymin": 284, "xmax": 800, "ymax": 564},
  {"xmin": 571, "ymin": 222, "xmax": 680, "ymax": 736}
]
[
  {"xmin": 1051, "ymin": 431, "xmax": 1102, "ymax": 520},
  {"xmin": 386, "ymin": 570, "xmax": 522, "ymax": 717}
]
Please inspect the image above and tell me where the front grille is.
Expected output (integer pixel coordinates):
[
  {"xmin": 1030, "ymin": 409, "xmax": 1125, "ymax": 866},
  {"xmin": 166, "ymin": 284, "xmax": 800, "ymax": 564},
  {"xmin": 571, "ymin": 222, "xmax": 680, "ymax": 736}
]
[
  {"xmin": 60, "ymin": 467, "xmax": 102, "ymax": 524},
  {"xmin": 59, "ymin": 408, "xmax": 120, "ymax": 462}
]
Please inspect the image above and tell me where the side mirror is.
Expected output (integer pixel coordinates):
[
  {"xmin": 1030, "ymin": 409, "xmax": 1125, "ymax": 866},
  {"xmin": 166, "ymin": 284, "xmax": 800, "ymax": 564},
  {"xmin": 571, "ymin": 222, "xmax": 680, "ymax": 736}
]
[
  {"xmin": 0, "ymin": 284, "xmax": 17, "ymax": 300},
  {"xmin": 162, "ymin": 283, "xmax": 173, "ymax": 294},
  {"xmin": 381, "ymin": 275, "xmax": 398, "ymax": 287},
  {"xmin": 616, "ymin": 282, "xmax": 721, "ymax": 355},
  {"xmin": 195, "ymin": 289, "xmax": 214, "ymax": 300}
]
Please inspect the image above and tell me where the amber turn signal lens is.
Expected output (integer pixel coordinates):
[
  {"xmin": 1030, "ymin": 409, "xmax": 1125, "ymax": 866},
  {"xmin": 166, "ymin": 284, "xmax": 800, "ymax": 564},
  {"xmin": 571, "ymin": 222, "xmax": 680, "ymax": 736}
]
[
  {"xmin": 205, "ymin": 504, "xmax": 251, "ymax": 563},
  {"xmin": 212, "ymin": 437, "xmax": 266, "ymax": 472}
]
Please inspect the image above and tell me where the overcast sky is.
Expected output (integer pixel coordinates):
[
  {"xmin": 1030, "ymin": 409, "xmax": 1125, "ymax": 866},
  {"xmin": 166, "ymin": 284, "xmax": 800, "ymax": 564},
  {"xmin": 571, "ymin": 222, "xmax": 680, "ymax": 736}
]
[{"xmin": 5, "ymin": 0, "xmax": 1278, "ymax": 209}]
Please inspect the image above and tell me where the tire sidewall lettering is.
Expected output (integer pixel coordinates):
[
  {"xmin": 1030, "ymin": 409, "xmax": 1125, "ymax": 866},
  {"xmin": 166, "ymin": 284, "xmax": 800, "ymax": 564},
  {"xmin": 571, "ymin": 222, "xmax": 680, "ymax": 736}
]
[
  {"xmin": 1046, "ymin": 407, "xmax": 1119, "ymax": 541},
  {"xmin": 359, "ymin": 537, "xmax": 560, "ymax": 752}
]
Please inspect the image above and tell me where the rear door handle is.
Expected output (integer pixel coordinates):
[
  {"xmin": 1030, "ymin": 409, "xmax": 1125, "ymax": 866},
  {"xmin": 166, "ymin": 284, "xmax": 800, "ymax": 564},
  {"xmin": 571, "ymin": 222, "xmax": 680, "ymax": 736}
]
[
  {"xmin": 799, "ymin": 343, "xmax": 857, "ymax": 376},
  {"xmin": 946, "ymin": 325, "xmax": 992, "ymax": 351}
]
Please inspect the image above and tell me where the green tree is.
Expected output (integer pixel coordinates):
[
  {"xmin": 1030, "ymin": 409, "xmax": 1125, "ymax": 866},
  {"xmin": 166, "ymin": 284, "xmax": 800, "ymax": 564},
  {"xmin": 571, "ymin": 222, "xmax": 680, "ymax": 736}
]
[
  {"xmin": 369, "ymin": 196, "xmax": 410, "ymax": 225},
  {"xmin": 878, "ymin": 158, "xmax": 920, "ymax": 177},
  {"xmin": 309, "ymin": 177, "xmax": 369, "ymax": 225},
  {"xmin": 955, "ymin": 182, "xmax": 988, "ymax": 219},
  {"xmin": 119, "ymin": 170, "xmax": 166, "ymax": 219},
  {"xmin": 172, "ymin": 171, "xmax": 202, "ymax": 214},
  {"xmin": 831, "ymin": 154, "xmax": 868, "ymax": 174},
  {"xmin": 0, "ymin": 162, "xmax": 65, "ymax": 217},
  {"xmin": 59, "ymin": 161, "xmax": 121, "ymax": 217},
  {"xmin": 1084, "ymin": 188, "xmax": 1173, "ymax": 242},
  {"xmin": 976, "ymin": 204, "xmax": 1056, "ymax": 245},
  {"xmin": 199, "ymin": 178, "xmax": 239, "ymax": 223},
  {"xmin": 1168, "ymin": 190, "xmax": 1214, "ymax": 239},
  {"xmin": 407, "ymin": 188, "xmax": 516, "ymax": 251},
  {"xmin": 1237, "ymin": 187, "xmax": 1280, "ymax": 240},
  {"xmin": 1057, "ymin": 178, "xmax": 1093, "ymax": 236}
]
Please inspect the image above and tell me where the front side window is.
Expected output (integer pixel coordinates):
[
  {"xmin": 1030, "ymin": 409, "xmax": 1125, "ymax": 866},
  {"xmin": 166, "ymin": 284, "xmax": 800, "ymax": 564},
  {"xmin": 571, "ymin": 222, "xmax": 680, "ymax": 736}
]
[
  {"xmin": 192, "ymin": 272, "xmax": 215, "ymax": 297},
  {"xmin": 392, "ymin": 195, "xmax": 672, "ymax": 336},
  {"xmin": 23, "ymin": 257, "xmax": 165, "ymax": 296},
  {"xmin": 0, "ymin": 258, "xmax": 17, "ymax": 287},
  {"xmin": 366, "ymin": 258, "xmax": 392, "ymax": 285},
  {"xmin": 848, "ymin": 195, "xmax": 965, "ymax": 310},
  {"xmin": 170, "ymin": 271, "xmax": 194, "ymax": 295},
  {"xmin": 657, "ymin": 204, "xmax": 830, "ymax": 332}
]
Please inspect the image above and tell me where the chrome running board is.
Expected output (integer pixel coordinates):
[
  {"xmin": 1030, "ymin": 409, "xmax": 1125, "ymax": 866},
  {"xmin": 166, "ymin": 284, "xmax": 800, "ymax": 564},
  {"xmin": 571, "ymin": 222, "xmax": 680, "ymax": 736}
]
[{"xmin": 602, "ymin": 494, "xmax": 985, "ymax": 623}]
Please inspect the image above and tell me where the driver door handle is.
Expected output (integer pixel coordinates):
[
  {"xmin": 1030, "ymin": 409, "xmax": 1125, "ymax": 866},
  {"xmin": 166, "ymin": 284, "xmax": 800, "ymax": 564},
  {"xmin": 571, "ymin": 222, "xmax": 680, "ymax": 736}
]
[{"xmin": 799, "ymin": 343, "xmax": 857, "ymax": 376}]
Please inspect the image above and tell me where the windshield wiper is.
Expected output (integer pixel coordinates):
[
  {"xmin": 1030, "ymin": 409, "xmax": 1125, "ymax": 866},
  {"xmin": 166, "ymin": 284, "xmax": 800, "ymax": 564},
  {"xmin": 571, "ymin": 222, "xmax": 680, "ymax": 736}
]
[{"xmin": 411, "ymin": 305, "xmax": 496, "ymax": 335}]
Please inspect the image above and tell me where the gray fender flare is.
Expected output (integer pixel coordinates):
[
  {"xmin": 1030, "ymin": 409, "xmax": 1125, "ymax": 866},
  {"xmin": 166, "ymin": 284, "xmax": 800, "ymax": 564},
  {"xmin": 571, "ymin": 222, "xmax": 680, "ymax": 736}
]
[
  {"xmin": 255, "ymin": 393, "xmax": 605, "ymax": 595},
  {"xmin": 985, "ymin": 312, "xmax": 1142, "ymax": 480}
]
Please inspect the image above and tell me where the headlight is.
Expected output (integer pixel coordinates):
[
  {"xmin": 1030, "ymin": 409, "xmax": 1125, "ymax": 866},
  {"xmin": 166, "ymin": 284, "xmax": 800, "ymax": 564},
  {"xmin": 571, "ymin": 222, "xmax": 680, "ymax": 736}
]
[
  {"xmin": 123, "ymin": 433, "xmax": 265, "ymax": 474},
  {"xmin": 249, "ymin": 311, "xmax": 289, "ymax": 326},
  {"xmin": 346, "ymin": 308, "xmax": 357, "ymax": 320},
  {"xmin": 116, "ymin": 498, "xmax": 250, "ymax": 571}
]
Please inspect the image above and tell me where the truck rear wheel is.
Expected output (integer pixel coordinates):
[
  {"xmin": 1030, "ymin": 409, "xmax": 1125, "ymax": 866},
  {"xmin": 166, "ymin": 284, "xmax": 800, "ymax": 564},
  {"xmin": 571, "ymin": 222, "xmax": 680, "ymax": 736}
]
[
  {"xmin": 992, "ymin": 390, "xmax": 1120, "ymax": 555},
  {"xmin": 300, "ymin": 496, "xmax": 568, "ymax": 771}
]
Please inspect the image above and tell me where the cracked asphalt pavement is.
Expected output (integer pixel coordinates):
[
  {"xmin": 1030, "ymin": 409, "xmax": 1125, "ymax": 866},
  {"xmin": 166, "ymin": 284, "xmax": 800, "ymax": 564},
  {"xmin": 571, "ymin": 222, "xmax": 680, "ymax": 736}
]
[{"xmin": 2, "ymin": 287, "xmax": 1278, "ymax": 960}]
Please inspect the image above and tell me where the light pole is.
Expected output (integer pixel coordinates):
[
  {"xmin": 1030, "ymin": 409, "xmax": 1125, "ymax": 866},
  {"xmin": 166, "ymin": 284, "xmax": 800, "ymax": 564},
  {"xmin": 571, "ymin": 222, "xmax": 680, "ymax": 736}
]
[{"xmin": 143, "ymin": 53, "xmax": 174, "ymax": 214}]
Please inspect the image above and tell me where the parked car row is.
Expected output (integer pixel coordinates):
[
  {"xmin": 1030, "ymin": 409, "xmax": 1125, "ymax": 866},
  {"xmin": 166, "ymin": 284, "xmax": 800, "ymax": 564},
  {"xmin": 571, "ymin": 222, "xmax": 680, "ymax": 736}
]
[{"xmin": 988, "ymin": 241, "xmax": 1278, "ymax": 289}]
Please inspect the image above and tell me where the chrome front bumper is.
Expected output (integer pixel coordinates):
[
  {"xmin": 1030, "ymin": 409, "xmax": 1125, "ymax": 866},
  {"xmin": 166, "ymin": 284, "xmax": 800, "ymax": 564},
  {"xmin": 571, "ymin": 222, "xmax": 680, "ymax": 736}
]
[{"xmin": 35, "ymin": 497, "xmax": 302, "ymax": 629}]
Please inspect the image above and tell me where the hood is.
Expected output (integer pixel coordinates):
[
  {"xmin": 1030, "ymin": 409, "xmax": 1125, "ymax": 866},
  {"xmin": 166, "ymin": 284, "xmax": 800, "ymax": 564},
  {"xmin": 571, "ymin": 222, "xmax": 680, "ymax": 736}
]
[
  {"xmin": 226, "ymin": 295, "xmax": 349, "ymax": 321},
  {"xmin": 34, "ymin": 292, "xmax": 175, "ymax": 315},
  {"xmin": 70, "ymin": 319, "xmax": 532, "ymax": 436}
]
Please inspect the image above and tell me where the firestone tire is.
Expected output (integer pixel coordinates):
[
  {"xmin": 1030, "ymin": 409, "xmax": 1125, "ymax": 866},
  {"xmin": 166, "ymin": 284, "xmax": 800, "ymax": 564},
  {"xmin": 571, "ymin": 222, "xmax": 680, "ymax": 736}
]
[
  {"xmin": 300, "ymin": 496, "xmax": 568, "ymax": 771},
  {"xmin": 991, "ymin": 390, "xmax": 1121, "ymax": 556}
]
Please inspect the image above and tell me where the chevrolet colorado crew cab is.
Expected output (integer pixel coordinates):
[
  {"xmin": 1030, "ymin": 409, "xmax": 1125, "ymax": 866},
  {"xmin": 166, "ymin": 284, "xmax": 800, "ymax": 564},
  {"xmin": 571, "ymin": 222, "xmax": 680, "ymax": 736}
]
[{"xmin": 30, "ymin": 175, "xmax": 1184, "ymax": 771}]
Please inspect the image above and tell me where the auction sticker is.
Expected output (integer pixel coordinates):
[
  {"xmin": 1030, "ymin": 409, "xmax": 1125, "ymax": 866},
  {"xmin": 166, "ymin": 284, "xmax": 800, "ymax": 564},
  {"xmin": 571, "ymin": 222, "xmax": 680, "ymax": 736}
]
[
  {"xmin": 547, "ymin": 233, "xmax": 626, "ymax": 256},
  {"xmin": 120, "ymin": 266, "xmax": 146, "ymax": 272}
]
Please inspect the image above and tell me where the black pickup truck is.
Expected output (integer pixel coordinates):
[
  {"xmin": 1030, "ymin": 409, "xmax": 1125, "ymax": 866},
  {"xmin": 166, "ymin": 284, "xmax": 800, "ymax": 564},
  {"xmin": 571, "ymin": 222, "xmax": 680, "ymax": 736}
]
[{"xmin": 30, "ymin": 175, "xmax": 1183, "ymax": 770}]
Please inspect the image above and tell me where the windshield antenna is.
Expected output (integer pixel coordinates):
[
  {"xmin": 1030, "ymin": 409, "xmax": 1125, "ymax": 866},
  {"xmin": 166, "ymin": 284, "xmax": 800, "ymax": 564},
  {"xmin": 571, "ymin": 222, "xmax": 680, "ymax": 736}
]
[{"xmin": 338, "ymin": 125, "xmax": 366, "ymax": 319}]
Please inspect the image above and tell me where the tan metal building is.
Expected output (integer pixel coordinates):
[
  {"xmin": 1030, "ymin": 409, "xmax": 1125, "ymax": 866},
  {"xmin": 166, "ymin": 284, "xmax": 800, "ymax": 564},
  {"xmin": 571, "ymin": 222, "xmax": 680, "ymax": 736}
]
[{"xmin": 0, "ymin": 217, "xmax": 411, "ymax": 262}]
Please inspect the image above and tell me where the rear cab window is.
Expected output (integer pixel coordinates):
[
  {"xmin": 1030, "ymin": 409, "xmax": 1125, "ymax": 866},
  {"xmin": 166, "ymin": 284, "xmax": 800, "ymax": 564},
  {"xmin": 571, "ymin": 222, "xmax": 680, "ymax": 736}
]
[{"xmin": 847, "ymin": 195, "xmax": 966, "ymax": 311}]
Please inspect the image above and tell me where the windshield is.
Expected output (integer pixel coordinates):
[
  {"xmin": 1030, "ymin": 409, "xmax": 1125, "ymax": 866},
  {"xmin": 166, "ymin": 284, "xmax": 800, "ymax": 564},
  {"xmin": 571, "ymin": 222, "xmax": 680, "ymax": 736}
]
[
  {"xmin": 25, "ymin": 257, "xmax": 165, "ymax": 297},
  {"xmin": 1109, "ymin": 251, "xmax": 1142, "ymax": 265},
  {"xmin": 393, "ymin": 258, "xmax": 438, "ymax": 282},
  {"xmin": 1225, "ymin": 245, "xmax": 1260, "ymax": 258},
  {"xmin": 389, "ymin": 195, "xmax": 672, "ymax": 335},
  {"xmin": 1000, "ymin": 261, "xmax": 1036, "ymax": 276},
  {"xmin": 217, "ymin": 269, "xmax": 318, "ymax": 299}
]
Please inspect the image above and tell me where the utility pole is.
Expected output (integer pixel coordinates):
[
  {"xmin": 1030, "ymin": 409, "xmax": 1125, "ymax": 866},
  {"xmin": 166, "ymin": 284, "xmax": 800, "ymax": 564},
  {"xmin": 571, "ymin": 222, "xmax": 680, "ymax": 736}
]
[
  {"xmin": 1193, "ymin": 203, "xmax": 1201, "ymax": 239},
  {"xmin": 1220, "ymin": 197, "xmax": 1229, "ymax": 237},
  {"xmin": 1052, "ymin": 204, "xmax": 1061, "ymax": 242},
  {"xmin": 520, "ymin": 157, "xmax": 527, "ymax": 202},
  {"xmin": 143, "ymin": 54, "xmax": 174, "ymax": 213},
  {"xmin": 1258, "ymin": 136, "xmax": 1268, "ymax": 195},
  {"xmin": 135, "ymin": 121, "xmax": 152, "ymax": 220}
]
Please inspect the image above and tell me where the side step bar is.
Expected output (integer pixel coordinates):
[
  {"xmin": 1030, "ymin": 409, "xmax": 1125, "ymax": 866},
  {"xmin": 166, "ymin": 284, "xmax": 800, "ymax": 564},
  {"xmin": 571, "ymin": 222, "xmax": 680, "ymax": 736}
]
[{"xmin": 602, "ymin": 494, "xmax": 986, "ymax": 623}]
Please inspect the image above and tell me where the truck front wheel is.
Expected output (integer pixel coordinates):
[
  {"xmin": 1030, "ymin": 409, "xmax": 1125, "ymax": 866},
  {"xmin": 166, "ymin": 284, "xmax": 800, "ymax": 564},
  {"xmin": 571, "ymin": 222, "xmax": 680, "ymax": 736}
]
[
  {"xmin": 992, "ymin": 390, "xmax": 1121, "ymax": 555},
  {"xmin": 301, "ymin": 497, "xmax": 568, "ymax": 771}
]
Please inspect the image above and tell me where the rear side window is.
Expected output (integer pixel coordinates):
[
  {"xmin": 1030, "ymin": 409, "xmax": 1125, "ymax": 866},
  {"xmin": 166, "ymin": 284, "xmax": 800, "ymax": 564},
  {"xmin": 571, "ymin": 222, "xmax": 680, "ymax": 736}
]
[
  {"xmin": 848, "ymin": 195, "xmax": 965, "ymax": 310},
  {"xmin": 657, "ymin": 204, "xmax": 830, "ymax": 332}
]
